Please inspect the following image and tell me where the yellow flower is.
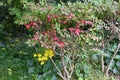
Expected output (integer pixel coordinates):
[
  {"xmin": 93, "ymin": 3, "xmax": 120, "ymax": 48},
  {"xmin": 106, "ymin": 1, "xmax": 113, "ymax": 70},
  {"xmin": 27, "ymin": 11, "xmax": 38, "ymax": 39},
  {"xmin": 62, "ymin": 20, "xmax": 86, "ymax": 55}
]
[
  {"xmin": 49, "ymin": 53, "xmax": 54, "ymax": 58},
  {"xmin": 49, "ymin": 49, "xmax": 53, "ymax": 54},
  {"xmin": 40, "ymin": 61, "xmax": 45, "ymax": 65},
  {"xmin": 45, "ymin": 49, "xmax": 53, "ymax": 54},
  {"xmin": 44, "ymin": 57, "xmax": 48, "ymax": 60},
  {"xmin": 38, "ymin": 58, "xmax": 42, "ymax": 61},
  {"xmin": 44, "ymin": 52, "xmax": 49, "ymax": 57},
  {"xmin": 44, "ymin": 49, "xmax": 54, "ymax": 58},
  {"xmin": 38, "ymin": 54, "xmax": 42, "ymax": 57},
  {"xmin": 33, "ymin": 53, "xmax": 37, "ymax": 57},
  {"xmin": 41, "ymin": 56, "xmax": 48, "ymax": 60}
]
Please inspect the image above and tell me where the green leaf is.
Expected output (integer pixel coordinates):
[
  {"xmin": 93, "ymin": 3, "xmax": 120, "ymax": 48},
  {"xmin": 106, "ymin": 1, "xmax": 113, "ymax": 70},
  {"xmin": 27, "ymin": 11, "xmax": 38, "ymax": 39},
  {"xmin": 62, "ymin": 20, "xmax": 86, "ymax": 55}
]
[
  {"xmin": 0, "ymin": 2, "xmax": 3, "ymax": 6},
  {"xmin": 28, "ymin": 67, "xmax": 34, "ymax": 74},
  {"xmin": 9, "ymin": 8, "xmax": 21, "ymax": 16},
  {"xmin": 51, "ymin": 75, "xmax": 57, "ymax": 80},
  {"xmin": 0, "ymin": 43, "xmax": 4, "ymax": 47},
  {"xmin": 92, "ymin": 54, "xmax": 98, "ymax": 60},
  {"xmin": 112, "ymin": 67, "xmax": 118, "ymax": 74},
  {"xmin": 84, "ymin": 64, "xmax": 90, "ymax": 74},
  {"xmin": 103, "ymin": 52, "xmax": 111, "ymax": 57},
  {"xmin": 75, "ymin": 69, "xmax": 80, "ymax": 77},
  {"xmin": 115, "ymin": 55, "xmax": 120, "ymax": 60},
  {"xmin": 37, "ymin": 75, "xmax": 43, "ymax": 80},
  {"xmin": 57, "ymin": 4, "xmax": 62, "ymax": 8},
  {"xmin": 116, "ymin": 61, "xmax": 120, "ymax": 67},
  {"xmin": 78, "ymin": 77, "xmax": 83, "ymax": 80},
  {"xmin": 43, "ymin": 62, "xmax": 52, "ymax": 73}
]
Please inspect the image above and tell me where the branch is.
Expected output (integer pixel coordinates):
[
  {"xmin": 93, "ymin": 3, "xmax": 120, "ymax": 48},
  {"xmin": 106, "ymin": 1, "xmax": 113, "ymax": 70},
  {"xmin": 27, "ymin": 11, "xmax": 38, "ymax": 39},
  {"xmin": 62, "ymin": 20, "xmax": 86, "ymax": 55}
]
[
  {"xmin": 69, "ymin": 64, "xmax": 74, "ymax": 78},
  {"xmin": 69, "ymin": 54, "xmax": 75, "ymax": 78},
  {"xmin": 50, "ymin": 58, "xmax": 64, "ymax": 79},
  {"xmin": 60, "ymin": 50, "xmax": 69, "ymax": 79},
  {"xmin": 101, "ymin": 39, "xmax": 105, "ymax": 80},
  {"xmin": 57, "ymin": 72, "xmax": 65, "ymax": 80},
  {"xmin": 69, "ymin": 70, "xmax": 73, "ymax": 79},
  {"xmin": 101, "ymin": 28, "xmax": 105, "ymax": 74},
  {"xmin": 106, "ymin": 42, "xmax": 120, "ymax": 77}
]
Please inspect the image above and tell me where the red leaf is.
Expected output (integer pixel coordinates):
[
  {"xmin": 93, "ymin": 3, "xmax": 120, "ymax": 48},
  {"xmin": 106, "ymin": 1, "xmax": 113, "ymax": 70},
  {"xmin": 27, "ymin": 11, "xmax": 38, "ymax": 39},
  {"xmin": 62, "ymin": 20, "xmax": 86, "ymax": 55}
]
[{"xmin": 25, "ymin": 24, "xmax": 30, "ymax": 29}]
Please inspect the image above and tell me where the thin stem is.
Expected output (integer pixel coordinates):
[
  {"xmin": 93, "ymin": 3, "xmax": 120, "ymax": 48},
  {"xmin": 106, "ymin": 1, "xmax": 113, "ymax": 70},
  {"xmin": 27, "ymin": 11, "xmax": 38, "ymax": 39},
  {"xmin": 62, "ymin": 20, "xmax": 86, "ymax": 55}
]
[
  {"xmin": 60, "ymin": 49, "xmax": 70, "ymax": 80},
  {"xmin": 44, "ymin": 0, "xmax": 47, "ymax": 6},
  {"xmin": 29, "ymin": 39, "xmax": 38, "ymax": 53},
  {"xmin": 101, "ymin": 39, "xmax": 105, "ymax": 80},
  {"xmin": 70, "ymin": 53, "xmax": 75, "ymax": 78},
  {"xmin": 101, "ymin": 26, "xmax": 105, "ymax": 80},
  {"xmin": 50, "ymin": 58, "xmax": 64, "ymax": 79},
  {"xmin": 106, "ymin": 42, "xmax": 120, "ymax": 77},
  {"xmin": 57, "ymin": 72, "xmax": 65, "ymax": 80},
  {"xmin": 69, "ymin": 62, "xmax": 74, "ymax": 78}
]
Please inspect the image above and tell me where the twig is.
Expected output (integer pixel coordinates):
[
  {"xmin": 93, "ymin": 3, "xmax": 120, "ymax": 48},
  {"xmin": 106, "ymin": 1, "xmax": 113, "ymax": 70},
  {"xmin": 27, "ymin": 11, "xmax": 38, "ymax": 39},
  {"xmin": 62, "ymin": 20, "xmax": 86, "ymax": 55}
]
[
  {"xmin": 101, "ymin": 28, "xmax": 105, "ymax": 74},
  {"xmin": 69, "ymin": 52, "xmax": 75, "ymax": 78},
  {"xmin": 106, "ymin": 42, "xmax": 120, "ymax": 77},
  {"xmin": 60, "ymin": 49, "xmax": 69, "ymax": 80},
  {"xmin": 50, "ymin": 58, "xmax": 64, "ymax": 80},
  {"xmin": 69, "ymin": 63, "xmax": 74, "ymax": 78},
  {"xmin": 69, "ymin": 68, "xmax": 73, "ymax": 78},
  {"xmin": 102, "ymin": 40, "xmax": 104, "ymax": 73},
  {"xmin": 57, "ymin": 72, "xmax": 65, "ymax": 80}
]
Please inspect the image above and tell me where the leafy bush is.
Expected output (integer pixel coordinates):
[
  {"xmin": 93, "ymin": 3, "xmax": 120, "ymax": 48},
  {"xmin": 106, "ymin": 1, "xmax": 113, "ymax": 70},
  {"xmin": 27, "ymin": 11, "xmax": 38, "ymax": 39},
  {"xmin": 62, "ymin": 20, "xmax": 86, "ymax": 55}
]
[{"xmin": 2, "ymin": 0, "xmax": 120, "ymax": 80}]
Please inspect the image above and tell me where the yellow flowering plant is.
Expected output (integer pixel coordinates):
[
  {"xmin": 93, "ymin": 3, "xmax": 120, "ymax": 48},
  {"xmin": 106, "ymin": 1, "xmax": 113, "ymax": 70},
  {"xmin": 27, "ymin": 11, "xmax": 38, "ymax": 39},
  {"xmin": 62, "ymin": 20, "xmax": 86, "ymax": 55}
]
[{"xmin": 33, "ymin": 49, "xmax": 54, "ymax": 65}]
